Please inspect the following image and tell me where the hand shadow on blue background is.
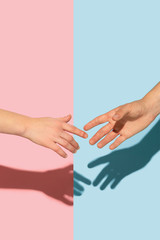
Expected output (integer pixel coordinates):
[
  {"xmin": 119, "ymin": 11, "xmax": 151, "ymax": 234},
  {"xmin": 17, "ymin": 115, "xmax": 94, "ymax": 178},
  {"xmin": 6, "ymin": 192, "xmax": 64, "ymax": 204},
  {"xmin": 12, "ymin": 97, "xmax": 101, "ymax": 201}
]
[
  {"xmin": 88, "ymin": 119, "xmax": 160, "ymax": 190},
  {"xmin": 74, "ymin": 171, "xmax": 91, "ymax": 196}
]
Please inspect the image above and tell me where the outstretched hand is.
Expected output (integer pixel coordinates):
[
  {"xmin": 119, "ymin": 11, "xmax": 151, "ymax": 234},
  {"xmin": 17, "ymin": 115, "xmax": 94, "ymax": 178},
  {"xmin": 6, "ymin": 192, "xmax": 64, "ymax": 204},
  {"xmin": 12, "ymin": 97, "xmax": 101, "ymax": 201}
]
[
  {"xmin": 24, "ymin": 114, "xmax": 88, "ymax": 158},
  {"xmin": 84, "ymin": 99, "xmax": 156, "ymax": 150},
  {"xmin": 88, "ymin": 146, "xmax": 150, "ymax": 190}
]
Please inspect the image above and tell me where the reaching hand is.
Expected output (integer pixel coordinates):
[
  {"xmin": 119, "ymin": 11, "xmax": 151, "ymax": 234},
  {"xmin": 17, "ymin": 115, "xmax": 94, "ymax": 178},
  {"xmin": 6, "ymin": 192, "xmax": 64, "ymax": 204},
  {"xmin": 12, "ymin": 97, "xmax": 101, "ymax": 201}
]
[
  {"xmin": 84, "ymin": 99, "xmax": 157, "ymax": 150},
  {"xmin": 41, "ymin": 165, "xmax": 73, "ymax": 205},
  {"xmin": 24, "ymin": 114, "xmax": 88, "ymax": 158},
  {"xmin": 88, "ymin": 146, "xmax": 151, "ymax": 190}
]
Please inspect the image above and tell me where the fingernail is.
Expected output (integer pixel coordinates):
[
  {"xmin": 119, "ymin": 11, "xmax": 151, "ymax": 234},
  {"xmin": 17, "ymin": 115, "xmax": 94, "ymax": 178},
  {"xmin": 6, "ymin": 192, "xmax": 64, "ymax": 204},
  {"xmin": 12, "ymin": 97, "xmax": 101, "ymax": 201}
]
[
  {"xmin": 84, "ymin": 133, "xmax": 88, "ymax": 138},
  {"xmin": 97, "ymin": 143, "xmax": 102, "ymax": 148},
  {"xmin": 77, "ymin": 146, "xmax": 80, "ymax": 150}
]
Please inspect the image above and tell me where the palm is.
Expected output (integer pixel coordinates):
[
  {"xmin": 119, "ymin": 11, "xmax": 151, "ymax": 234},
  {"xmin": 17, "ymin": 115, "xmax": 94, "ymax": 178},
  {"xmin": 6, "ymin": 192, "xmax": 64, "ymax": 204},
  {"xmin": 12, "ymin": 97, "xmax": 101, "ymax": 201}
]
[
  {"xmin": 41, "ymin": 165, "xmax": 73, "ymax": 205},
  {"xmin": 84, "ymin": 100, "xmax": 155, "ymax": 150},
  {"xmin": 112, "ymin": 110, "xmax": 153, "ymax": 139}
]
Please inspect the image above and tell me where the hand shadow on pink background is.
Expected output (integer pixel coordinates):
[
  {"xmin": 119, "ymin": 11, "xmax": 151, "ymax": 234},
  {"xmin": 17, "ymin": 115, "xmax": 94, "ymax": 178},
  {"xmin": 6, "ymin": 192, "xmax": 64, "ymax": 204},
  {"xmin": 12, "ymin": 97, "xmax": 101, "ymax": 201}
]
[{"xmin": 0, "ymin": 164, "xmax": 74, "ymax": 205}]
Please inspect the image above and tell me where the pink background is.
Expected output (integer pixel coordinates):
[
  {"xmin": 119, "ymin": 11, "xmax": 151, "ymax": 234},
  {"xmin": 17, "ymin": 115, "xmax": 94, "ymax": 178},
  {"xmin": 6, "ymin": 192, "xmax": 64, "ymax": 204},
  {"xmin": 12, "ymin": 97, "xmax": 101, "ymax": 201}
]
[{"xmin": 0, "ymin": 0, "xmax": 73, "ymax": 239}]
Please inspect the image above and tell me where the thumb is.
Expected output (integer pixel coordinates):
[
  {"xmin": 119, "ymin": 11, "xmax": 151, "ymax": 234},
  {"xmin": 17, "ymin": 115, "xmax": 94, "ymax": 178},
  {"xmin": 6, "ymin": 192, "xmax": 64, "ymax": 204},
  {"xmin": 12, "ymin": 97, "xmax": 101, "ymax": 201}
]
[
  {"xmin": 112, "ymin": 105, "xmax": 130, "ymax": 121},
  {"xmin": 59, "ymin": 114, "xmax": 72, "ymax": 123}
]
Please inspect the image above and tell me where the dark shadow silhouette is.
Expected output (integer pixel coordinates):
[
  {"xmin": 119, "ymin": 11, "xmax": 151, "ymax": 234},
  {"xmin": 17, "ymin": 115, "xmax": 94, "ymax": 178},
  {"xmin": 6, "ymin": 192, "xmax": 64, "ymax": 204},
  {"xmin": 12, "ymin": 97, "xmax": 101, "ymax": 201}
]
[
  {"xmin": 0, "ymin": 164, "xmax": 73, "ymax": 205},
  {"xmin": 88, "ymin": 119, "xmax": 160, "ymax": 190},
  {"xmin": 74, "ymin": 171, "xmax": 91, "ymax": 196}
]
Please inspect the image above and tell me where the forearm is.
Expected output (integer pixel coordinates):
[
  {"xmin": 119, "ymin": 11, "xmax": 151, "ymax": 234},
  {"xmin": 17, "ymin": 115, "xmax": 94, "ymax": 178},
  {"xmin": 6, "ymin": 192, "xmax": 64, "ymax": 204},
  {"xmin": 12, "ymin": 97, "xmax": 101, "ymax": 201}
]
[
  {"xmin": 0, "ymin": 109, "xmax": 31, "ymax": 137},
  {"xmin": 0, "ymin": 165, "xmax": 42, "ymax": 191},
  {"xmin": 142, "ymin": 82, "xmax": 160, "ymax": 118}
]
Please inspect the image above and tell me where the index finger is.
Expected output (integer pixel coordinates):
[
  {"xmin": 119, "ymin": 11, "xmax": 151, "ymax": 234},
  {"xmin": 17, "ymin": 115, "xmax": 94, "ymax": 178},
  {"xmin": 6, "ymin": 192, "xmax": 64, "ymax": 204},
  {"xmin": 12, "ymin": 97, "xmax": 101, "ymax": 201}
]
[
  {"xmin": 74, "ymin": 171, "xmax": 91, "ymax": 185},
  {"xmin": 63, "ymin": 123, "xmax": 88, "ymax": 138},
  {"xmin": 84, "ymin": 113, "xmax": 109, "ymax": 131}
]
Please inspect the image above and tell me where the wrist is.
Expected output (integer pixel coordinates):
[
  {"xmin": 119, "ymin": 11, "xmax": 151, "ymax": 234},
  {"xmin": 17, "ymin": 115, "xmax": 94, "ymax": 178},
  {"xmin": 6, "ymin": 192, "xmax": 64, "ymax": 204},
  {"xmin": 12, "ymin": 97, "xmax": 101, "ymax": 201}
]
[
  {"xmin": 20, "ymin": 116, "xmax": 34, "ymax": 138},
  {"xmin": 141, "ymin": 82, "xmax": 160, "ymax": 119},
  {"xmin": 142, "ymin": 94, "xmax": 160, "ymax": 120}
]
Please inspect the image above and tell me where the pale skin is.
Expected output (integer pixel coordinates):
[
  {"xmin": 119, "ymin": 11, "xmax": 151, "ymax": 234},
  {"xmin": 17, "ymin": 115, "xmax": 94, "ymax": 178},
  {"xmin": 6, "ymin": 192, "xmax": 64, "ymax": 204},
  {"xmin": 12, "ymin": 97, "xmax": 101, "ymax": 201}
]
[
  {"xmin": 84, "ymin": 82, "xmax": 160, "ymax": 150},
  {"xmin": 0, "ymin": 110, "xmax": 88, "ymax": 158}
]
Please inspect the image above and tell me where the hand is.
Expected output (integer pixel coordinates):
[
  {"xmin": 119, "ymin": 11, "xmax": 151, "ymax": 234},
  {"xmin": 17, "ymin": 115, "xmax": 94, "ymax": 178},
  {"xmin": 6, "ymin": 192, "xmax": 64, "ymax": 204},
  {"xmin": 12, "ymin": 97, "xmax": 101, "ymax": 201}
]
[
  {"xmin": 41, "ymin": 165, "xmax": 73, "ymax": 205},
  {"xmin": 24, "ymin": 114, "xmax": 88, "ymax": 158},
  {"xmin": 84, "ymin": 99, "xmax": 157, "ymax": 150},
  {"xmin": 88, "ymin": 145, "xmax": 151, "ymax": 190}
]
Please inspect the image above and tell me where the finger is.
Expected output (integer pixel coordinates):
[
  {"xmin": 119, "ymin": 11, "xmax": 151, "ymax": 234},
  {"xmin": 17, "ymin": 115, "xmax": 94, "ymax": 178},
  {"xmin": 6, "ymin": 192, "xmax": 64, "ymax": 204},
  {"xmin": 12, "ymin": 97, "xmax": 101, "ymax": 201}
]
[
  {"xmin": 88, "ymin": 156, "xmax": 110, "ymax": 168},
  {"xmin": 63, "ymin": 123, "xmax": 88, "ymax": 138},
  {"xmin": 93, "ymin": 167, "xmax": 109, "ymax": 186},
  {"xmin": 58, "ymin": 114, "xmax": 72, "ymax": 123},
  {"xmin": 61, "ymin": 196, "xmax": 73, "ymax": 206},
  {"xmin": 100, "ymin": 176, "xmax": 114, "ymax": 190},
  {"xmin": 89, "ymin": 123, "xmax": 113, "ymax": 145},
  {"xmin": 109, "ymin": 135, "xmax": 126, "ymax": 150},
  {"xmin": 60, "ymin": 132, "xmax": 79, "ymax": 149},
  {"xmin": 84, "ymin": 113, "xmax": 109, "ymax": 131},
  {"xmin": 112, "ymin": 104, "xmax": 130, "ymax": 121},
  {"xmin": 48, "ymin": 142, "xmax": 68, "ymax": 158},
  {"xmin": 110, "ymin": 178, "xmax": 121, "ymax": 189},
  {"xmin": 74, "ymin": 180, "xmax": 84, "ymax": 192},
  {"xmin": 74, "ymin": 189, "xmax": 82, "ymax": 196},
  {"xmin": 97, "ymin": 131, "xmax": 119, "ymax": 148},
  {"xmin": 55, "ymin": 137, "xmax": 77, "ymax": 153},
  {"xmin": 64, "ymin": 164, "xmax": 73, "ymax": 172},
  {"xmin": 74, "ymin": 171, "xmax": 91, "ymax": 185}
]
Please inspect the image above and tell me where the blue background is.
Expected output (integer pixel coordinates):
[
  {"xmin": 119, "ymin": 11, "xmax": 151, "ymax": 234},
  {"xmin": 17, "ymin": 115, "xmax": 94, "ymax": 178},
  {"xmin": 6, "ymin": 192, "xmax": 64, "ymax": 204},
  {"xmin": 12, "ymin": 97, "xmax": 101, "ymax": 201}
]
[{"xmin": 74, "ymin": 1, "xmax": 160, "ymax": 239}]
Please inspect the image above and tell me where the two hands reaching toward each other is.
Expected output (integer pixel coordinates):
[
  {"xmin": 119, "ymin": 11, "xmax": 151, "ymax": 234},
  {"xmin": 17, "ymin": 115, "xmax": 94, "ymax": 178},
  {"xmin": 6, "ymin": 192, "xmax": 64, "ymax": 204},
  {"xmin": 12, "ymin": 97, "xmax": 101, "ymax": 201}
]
[{"xmin": 0, "ymin": 82, "xmax": 160, "ymax": 157}]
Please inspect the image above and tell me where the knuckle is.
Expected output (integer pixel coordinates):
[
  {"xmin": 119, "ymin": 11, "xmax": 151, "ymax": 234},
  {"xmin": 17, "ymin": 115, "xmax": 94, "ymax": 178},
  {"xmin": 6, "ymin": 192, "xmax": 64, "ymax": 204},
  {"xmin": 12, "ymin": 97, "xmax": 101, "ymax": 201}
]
[
  {"xmin": 69, "ymin": 135, "xmax": 74, "ymax": 142},
  {"xmin": 54, "ymin": 145, "xmax": 60, "ymax": 152},
  {"xmin": 100, "ymin": 115, "xmax": 107, "ymax": 123},
  {"xmin": 63, "ymin": 141, "xmax": 68, "ymax": 147}
]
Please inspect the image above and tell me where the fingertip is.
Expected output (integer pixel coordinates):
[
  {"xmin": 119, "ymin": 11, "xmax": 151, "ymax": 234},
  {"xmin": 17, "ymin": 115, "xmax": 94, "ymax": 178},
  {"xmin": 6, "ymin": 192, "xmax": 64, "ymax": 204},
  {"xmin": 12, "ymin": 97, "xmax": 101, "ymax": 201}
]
[
  {"xmin": 97, "ymin": 143, "xmax": 103, "ymax": 148},
  {"xmin": 87, "ymin": 163, "xmax": 91, "ymax": 168},
  {"xmin": 93, "ymin": 181, "xmax": 97, "ymax": 187},
  {"xmin": 63, "ymin": 114, "xmax": 72, "ymax": 123},
  {"xmin": 89, "ymin": 139, "xmax": 94, "ymax": 145},
  {"xmin": 83, "ymin": 125, "xmax": 88, "ymax": 131},
  {"xmin": 67, "ymin": 114, "xmax": 72, "ymax": 119},
  {"xmin": 83, "ymin": 132, "xmax": 88, "ymax": 138},
  {"xmin": 109, "ymin": 145, "xmax": 114, "ymax": 150},
  {"xmin": 109, "ymin": 144, "xmax": 116, "ymax": 150}
]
